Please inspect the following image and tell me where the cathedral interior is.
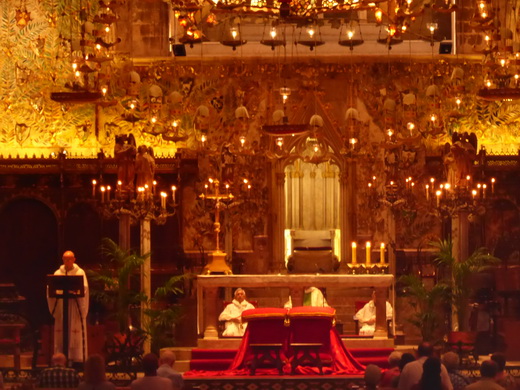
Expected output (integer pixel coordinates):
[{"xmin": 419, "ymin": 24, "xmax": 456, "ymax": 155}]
[{"xmin": 1, "ymin": 0, "xmax": 520, "ymax": 374}]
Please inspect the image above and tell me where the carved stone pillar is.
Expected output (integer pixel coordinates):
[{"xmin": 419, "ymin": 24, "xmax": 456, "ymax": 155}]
[
  {"xmin": 451, "ymin": 210, "xmax": 469, "ymax": 330},
  {"xmin": 203, "ymin": 287, "xmax": 219, "ymax": 339},
  {"xmin": 140, "ymin": 217, "xmax": 151, "ymax": 353},
  {"xmin": 373, "ymin": 287, "xmax": 389, "ymax": 339},
  {"xmin": 340, "ymin": 160, "xmax": 356, "ymax": 269},
  {"xmin": 270, "ymin": 161, "xmax": 286, "ymax": 274}
]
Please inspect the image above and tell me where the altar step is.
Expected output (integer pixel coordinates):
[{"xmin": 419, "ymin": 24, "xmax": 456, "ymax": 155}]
[{"xmin": 168, "ymin": 343, "xmax": 395, "ymax": 372}]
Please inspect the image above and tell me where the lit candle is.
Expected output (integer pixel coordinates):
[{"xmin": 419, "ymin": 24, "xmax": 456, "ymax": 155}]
[
  {"xmin": 466, "ymin": 175, "xmax": 471, "ymax": 189},
  {"xmin": 225, "ymin": 183, "xmax": 230, "ymax": 195},
  {"xmin": 483, "ymin": 184, "xmax": 487, "ymax": 198},
  {"xmin": 117, "ymin": 180, "xmax": 122, "ymax": 197},
  {"xmin": 160, "ymin": 192, "xmax": 167, "ymax": 209},
  {"xmin": 172, "ymin": 185, "xmax": 177, "ymax": 203},
  {"xmin": 351, "ymin": 242, "xmax": 357, "ymax": 265},
  {"xmin": 366, "ymin": 241, "xmax": 371, "ymax": 265},
  {"xmin": 380, "ymin": 243, "xmax": 385, "ymax": 264},
  {"xmin": 153, "ymin": 180, "xmax": 157, "ymax": 195},
  {"xmin": 491, "ymin": 178, "xmax": 495, "ymax": 195},
  {"xmin": 435, "ymin": 190, "xmax": 441, "ymax": 207},
  {"xmin": 477, "ymin": 183, "xmax": 482, "ymax": 198},
  {"xmin": 472, "ymin": 189, "xmax": 477, "ymax": 201},
  {"xmin": 107, "ymin": 185, "xmax": 111, "ymax": 202},
  {"xmin": 92, "ymin": 179, "xmax": 97, "ymax": 197},
  {"xmin": 100, "ymin": 186, "xmax": 105, "ymax": 203},
  {"xmin": 425, "ymin": 184, "xmax": 429, "ymax": 201}
]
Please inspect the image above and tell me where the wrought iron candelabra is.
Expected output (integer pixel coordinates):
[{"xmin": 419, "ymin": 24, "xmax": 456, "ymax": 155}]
[{"xmin": 92, "ymin": 179, "xmax": 178, "ymax": 224}]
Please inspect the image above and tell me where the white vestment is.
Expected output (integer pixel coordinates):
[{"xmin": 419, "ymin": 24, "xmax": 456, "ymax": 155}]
[
  {"xmin": 284, "ymin": 287, "xmax": 329, "ymax": 308},
  {"xmin": 47, "ymin": 263, "xmax": 89, "ymax": 362},
  {"xmin": 354, "ymin": 300, "xmax": 393, "ymax": 336},
  {"xmin": 218, "ymin": 299, "xmax": 255, "ymax": 336}
]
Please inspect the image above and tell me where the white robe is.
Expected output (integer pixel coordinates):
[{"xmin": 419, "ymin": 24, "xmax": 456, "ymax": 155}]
[
  {"xmin": 218, "ymin": 299, "xmax": 255, "ymax": 337},
  {"xmin": 47, "ymin": 263, "xmax": 89, "ymax": 362},
  {"xmin": 354, "ymin": 300, "xmax": 393, "ymax": 336}
]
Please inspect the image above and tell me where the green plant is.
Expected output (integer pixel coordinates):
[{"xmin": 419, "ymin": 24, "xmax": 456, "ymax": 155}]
[
  {"xmin": 88, "ymin": 238, "xmax": 148, "ymax": 332},
  {"xmin": 88, "ymin": 238, "xmax": 188, "ymax": 354},
  {"xmin": 431, "ymin": 238, "xmax": 500, "ymax": 332},
  {"xmin": 398, "ymin": 274, "xmax": 451, "ymax": 342},
  {"xmin": 142, "ymin": 274, "xmax": 186, "ymax": 354}
]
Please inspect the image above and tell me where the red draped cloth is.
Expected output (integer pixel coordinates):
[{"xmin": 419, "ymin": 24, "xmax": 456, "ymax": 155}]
[{"xmin": 185, "ymin": 307, "xmax": 365, "ymax": 376}]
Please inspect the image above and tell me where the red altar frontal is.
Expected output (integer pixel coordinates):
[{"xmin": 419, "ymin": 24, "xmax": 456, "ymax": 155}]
[{"xmin": 186, "ymin": 306, "xmax": 365, "ymax": 376}]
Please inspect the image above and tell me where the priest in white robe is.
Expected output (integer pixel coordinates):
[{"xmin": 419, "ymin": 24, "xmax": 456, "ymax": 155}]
[
  {"xmin": 47, "ymin": 250, "xmax": 89, "ymax": 362},
  {"xmin": 218, "ymin": 288, "xmax": 255, "ymax": 337},
  {"xmin": 354, "ymin": 290, "xmax": 393, "ymax": 336}
]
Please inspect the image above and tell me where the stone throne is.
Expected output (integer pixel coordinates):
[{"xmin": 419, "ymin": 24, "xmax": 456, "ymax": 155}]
[{"xmin": 287, "ymin": 230, "xmax": 339, "ymax": 273}]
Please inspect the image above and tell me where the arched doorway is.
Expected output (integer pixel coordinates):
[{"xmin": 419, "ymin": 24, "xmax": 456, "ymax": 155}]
[
  {"xmin": 284, "ymin": 159, "xmax": 341, "ymax": 264},
  {"xmin": 0, "ymin": 198, "xmax": 58, "ymax": 328}
]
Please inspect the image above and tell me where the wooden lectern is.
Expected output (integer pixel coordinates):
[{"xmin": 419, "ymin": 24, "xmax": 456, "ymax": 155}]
[{"xmin": 47, "ymin": 275, "xmax": 85, "ymax": 360}]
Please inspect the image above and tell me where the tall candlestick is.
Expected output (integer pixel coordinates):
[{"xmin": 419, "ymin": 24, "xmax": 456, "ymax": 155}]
[
  {"xmin": 117, "ymin": 180, "xmax": 122, "ymax": 198},
  {"xmin": 380, "ymin": 243, "xmax": 385, "ymax": 264},
  {"xmin": 366, "ymin": 241, "xmax": 371, "ymax": 265},
  {"xmin": 152, "ymin": 180, "xmax": 157, "ymax": 195},
  {"xmin": 491, "ymin": 178, "xmax": 495, "ymax": 195},
  {"xmin": 172, "ymin": 185, "xmax": 177, "ymax": 203},
  {"xmin": 425, "ymin": 184, "xmax": 429, "ymax": 201},
  {"xmin": 435, "ymin": 190, "xmax": 441, "ymax": 207},
  {"xmin": 107, "ymin": 186, "xmax": 111, "ymax": 202},
  {"xmin": 351, "ymin": 242, "xmax": 357, "ymax": 265},
  {"xmin": 483, "ymin": 184, "xmax": 487, "ymax": 198},
  {"xmin": 100, "ymin": 186, "xmax": 105, "ymax": 203},
  {"xmin": 160, "ymin": 192, "xmax": 167, "ymax": 209},
  {"xmin": 92, "ymin": 179, "xmax": 97, "ymax": 198}
]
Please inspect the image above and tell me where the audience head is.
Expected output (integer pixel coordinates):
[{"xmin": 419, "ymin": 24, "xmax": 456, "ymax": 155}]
[
  {"xmin": 417, "ymin": 342, "xmax": 434, "ymax": 358},
  {"xmin": 51, "ymin": 353, "xmax": 67, "ymax": 367},
  {"xmin": 399, "ymin": 353, "xmax": 416, "ymax": 371},
  {"xmin": 442, "ymin": 351, "xmax": 460, "ymax": 372},
  {"xmin": 84, "ymin": 354, "xmax": 106, "ymax": 384},
  {"xmin": 364, "ymin": 364, "xmax": 382, "ymax": 388},
  {"xmin": 420, "ymin": 357, "xmax": 442, "ymax": 390},
  {"xmin": 480, "ymin": 359, "xmax": 499, "ymax": 379},
  {"xmin": 234, "ymin": 288, "xmax": 246, "ymax": 302},
  {"xmin": 142, "ymin": 353, "xmax": 159, "ymax": 376},
  {"xmin": 160, "ymin": 350, "xmax": 177, "ymax": 367},
  {"xmin": 491, "ymin": 353, "xmax": 506, "ymax": 373},
  {"xmin": 388, "ymin": 351, "xmax": 402, "ymax": 368}
]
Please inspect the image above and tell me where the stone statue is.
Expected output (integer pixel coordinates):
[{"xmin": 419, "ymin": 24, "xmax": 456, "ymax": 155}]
[
  {"xmin": 114, "ymin": 134, "xmax": 137, "ymax": 192},
  {"xmin": 135, "ymin": 145, "xmax": 155, "ymax": 189}
]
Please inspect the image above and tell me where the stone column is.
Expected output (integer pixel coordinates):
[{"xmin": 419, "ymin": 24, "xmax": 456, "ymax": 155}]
[
  {"xmin": 203, "ymin": 287, "xmax": 219, "ymax": 339},
  {"xmin": 451, "ymin": 210, "xmax": 469, "ymax": 330},
  {"xmin": 119, "ymin": 214, "xmax": 131, "ymax": 251},
  {"xmin": 270, "ymin": 161, "xmax": 286, "ymax": 273},
  {"xmin": 140, "ymin": 217, "xmax": 151, "ymax": 353},
  {"xmin": 340, "ymin": 160, "xmax": 355, "ymax": 269},
  {"xmin": 373, "ymin": 287, "xmax": 388, "ymax": 339}
]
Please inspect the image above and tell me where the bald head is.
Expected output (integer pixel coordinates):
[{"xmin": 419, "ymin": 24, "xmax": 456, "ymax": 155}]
[
  {"xmin": 160, "ymin": 350, "xmax": 176, "ymax": 367},
  {"xmin": 52, "ymin": 353, "xmax": 67, "ymax": 367},
  {"xmin": 62, "ymin": 251, "xmax": 76, "ymax": 271}
]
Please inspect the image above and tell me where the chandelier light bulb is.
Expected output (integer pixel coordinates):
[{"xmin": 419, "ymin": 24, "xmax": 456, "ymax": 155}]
[
  {"xmin": 481, "ymin": 11, "xmax": 487, "ymax": 17},
  {"xmin": 101, "ymin": 86, "xmax": 108, "ymax": 96},
  {"xmin": 172, "ymin": 120, "xmax": 178, "ymax": 127},
  {"xmin": 276, "ymin": 137, "xmax": 284, "ymax": 148},
  {"xmin": 130, "ymin": 102, "xmax": 135, "ymax": 110},
  {"xmin": 74, "ymin": 70, "xmax": 81, "ymax": 77},
  {"xmin": 375, "ymin": 9, "xmax": 383, "ymax": 23},
  {"xmin": 239, "ymin": 135, "xmax": 246, "ymax": 146},
  {"xmin": 455, "ymin": 97, "xmax": 461, "ymax": 106},
  {"xmin": 387, "ymin": 129, "xmax": 393, "ymax": 137},
  {"xmin": 72, "ymin": 62, "xmax": 78, "ymax": 70},
  {"xmin": 307, "ymin": 27, "xmax": 315, "ymax": 38},
  {"xmin": 201, "ymin": 134, "xmax": 206, "ymax": 143},
  {"xmin": 151, "ymin": 117, "xmax": 157, "ymax": 124},
  {"xmin": 105, "ymin": 26, "xmax": 110, "ymax": 33},
  {"xmin": 427, "ymin": 23, "xmax": 437, "ymax": 34},
  {"xmin": 500, "ymin": 58, "xmax": 507, "ymax": 67},
  {"xmin": 486, "ymin": 80, "xmax": 492, "ymax": 88},
  {"xmin": 230, "ymin": 27, "xmax": 238, "ymax": 40},
  {"xmin": 515, "ymin": 74, "xmax": 519, "ymax": 80},
  {"xmin": 270, "ymin": 27, "xmax": 277, "ymax": 39},
  {"xmin": 347, "ymin": 30, "xmax": 354, "ymax": 39},
  {"xmin": 478, "ymin": 1, "xmax": 485, "ymax": 9},
  {"xmin": 485, "ymin": 35, "xmax": 490, "ymax": 42},
  {"xmin": 407, "ymin": 122, "xmax": 415, "ymax": 130},
  {"xmin": 313, "ymin": 143, "xmax": 319, "ymax": 153},
  {"xmin": 430, "ymin": 114, "xmax": 437, "ymax": 122}
]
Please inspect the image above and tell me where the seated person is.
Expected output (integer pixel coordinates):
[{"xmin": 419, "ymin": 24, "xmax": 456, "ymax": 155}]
[
  {"xmin": 38, "ymin": 352, "xmax": 80, "ymax": 388},
  {"xmin": 354, "ymin": 290, "xmax": 393, "ymax": 336},
  {"xmin": 218, "ymin": 288, "xmax": 256, "ymax": 337},
  {"xmin": 284, "ymin": 286, "xmax": 329, "ymax": 308}
]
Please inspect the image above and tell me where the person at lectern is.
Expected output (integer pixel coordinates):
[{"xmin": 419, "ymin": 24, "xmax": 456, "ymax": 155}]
[
  {"xmin": 47, "ymin": 250, "xmax": 89, "ymax": 363},
  {"xmin": 218, "ymin": 288, "xmax": 255, "ymax": 337}
]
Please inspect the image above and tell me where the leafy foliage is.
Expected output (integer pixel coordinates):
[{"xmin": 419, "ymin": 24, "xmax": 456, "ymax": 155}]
[
  {"xmin": 430, "ymin": 238, "xmax": 500, "ymax": 331},
  {"xmin": 399, "ymin": 274, "xmax": 451, "ymax": 342}
]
